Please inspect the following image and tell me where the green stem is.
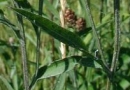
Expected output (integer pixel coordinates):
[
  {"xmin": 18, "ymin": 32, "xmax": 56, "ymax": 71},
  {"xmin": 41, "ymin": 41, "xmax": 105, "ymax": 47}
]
[
  {"xmin": 35, "ymin": 0, "xmax": 43, "ymax": 76},
  {"xmin": 17, "ymin": 11, "xmax": 29, "ymax": 90},
  {"xmin": 110, "ymin": 0, "xmax": 120, "ymax": 73},
  {"xmin": 13, "ymin": 1, "xmax": 30, "ymax": 89},
  {"xmin": 86, "ymin": 0, "xmax": 106, "ymax": 64},
  {"xmin": 29, "ymin": 1, "xmax": 44, "ymax": 89},
  {"xmin": 106, "ymin": 0, "xmax": 120, "ymax": 90}
]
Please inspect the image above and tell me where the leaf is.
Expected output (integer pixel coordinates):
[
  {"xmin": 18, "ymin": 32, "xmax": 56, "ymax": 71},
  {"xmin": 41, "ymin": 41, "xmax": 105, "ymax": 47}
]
[
  {"xmin": 54, "ymin": 73, "xmax": 66, "ymax": 90},
  {"xmin": 0, "ymin": 76, "xmax": 14, "ymax": 90},
  {"xmin": 29, "ymin": 56, "xmax": 79, "ymax": 89},
  {"xmin": 37, "ymin": 56, "xmax": 101, "ymax": 79},
  {"xmin": 0, "ymin": 39, "xmax": 9, "ymax": 46},
  {"xmin": 29, "ymin": 56, "xmax": 101, "ymax": 89},
  {"xmin": 12, "ymin": 8, "xmax": 87, "ymax": 52},
  {"xmin": 14, "ymin": 0, "xmax": 32, "ymax": 9},
  {"xmin": 96, "ymin": 19, "xmax": 113, "ymax": 30},
  {"xmin": 79, "ymin": 56, "xmax": 101, "ymax": 68},
  {"xmin": 68, "ymin": 70, "xmax": 78, "ymax": 89},
  {"xmin": 119, "ymin": 79, "xmax": 130, "ymax": 90},
  {"xmin": 0, "ymin": 0, "xmax": 7, "ymax": 5},
  {"xmin": 44, "ymin": 0, "xmax": 59, "ymax": 18},
  {"xmin": 0, "ymin": 9, "xmax": 20, "ymax": 38},
  {"xmin": 76, "ymin": 27, "xmax": 92, "ymax": 36},
  {"xmin": 37, "ymin": 56, "xmax": 79, "ymax": 80}
]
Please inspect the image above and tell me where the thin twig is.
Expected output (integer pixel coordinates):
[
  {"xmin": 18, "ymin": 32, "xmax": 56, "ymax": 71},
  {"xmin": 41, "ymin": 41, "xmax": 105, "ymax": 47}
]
[
  {"xmin": 29, "ymin": 1, "xmax": 43, "ymax": 89},
  {"xmin": 35, "ymin": 0, "xmax": 43, "ymax": 76},
  {"xmin": 86, "ymin": 0, "xmax": 106, "ymax": 65},
  {"xmin": 85, "ymin": 1, "xmax": 113, "ymax": 84}
]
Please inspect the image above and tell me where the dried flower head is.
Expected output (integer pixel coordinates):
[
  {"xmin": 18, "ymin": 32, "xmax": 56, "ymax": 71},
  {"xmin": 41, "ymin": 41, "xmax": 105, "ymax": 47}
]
[
  {"xmin": 64, "ymin": 8, "xmax": 77, "ymax": 26},
  {"xmin": 76, "ymin": 17, "xmax": 86, "ymax": 31}
]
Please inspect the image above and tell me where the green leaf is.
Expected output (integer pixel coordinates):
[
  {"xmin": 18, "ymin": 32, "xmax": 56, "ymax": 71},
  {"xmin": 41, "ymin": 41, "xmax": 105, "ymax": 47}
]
[
  {"xmin": 29, "ymin": 56, "xmax": 101, "ymax": 89},
  {"xmin": 12, "ymin": 8, "xmax": 87, "ymax": 52},
  {"xmin": 120, "ymin": 79, "xmax": 130, "ymax": 90},
  {"xmin": 0, "ymin": 9, "xmax": 4, "ymax": 16},
  {"xmin": 0, "ymin": 76, "xmax": 14, "ymax": 90},
  {"xmin": 0, "ymin": 39, "xmax": 8, "ymax": 46},
  {"xmin": 76, "ymin": 27, "xmax": 92, "ymax": 36},
  {"xmin": 44, "ymin": 0, "xmax": 59, "ymax": 18},
  {"xmin": 54, "ymin": 73, "xmax": 66, "ymax": 90},
  {"xmin": 37, "ymin": 56, "xmax": 79, "ymax": 80},
  {"xmin": 79, "ymin": 56, "xmax": 101, "ymax": 68},
  {"xmin": 68, "ymin": 70, "xmax": 78, "ymax": 89},
  {"xmin": 14, "ymin": 0, "xmax": 32, "ymax": 9},
  {"xmin": 30, "ymin": 56, "xmax": 78, "ymax": 89},
  {"xmin": 0, "ymin": 0, "xmax": 7, "ymax": 5},
  {"xmin": 36, "ymin": 56, "xmax": 101, "ymax": 80},
  {"xmin": 0, "ymin": 9, "xmax": 20, "ymax": 38}
]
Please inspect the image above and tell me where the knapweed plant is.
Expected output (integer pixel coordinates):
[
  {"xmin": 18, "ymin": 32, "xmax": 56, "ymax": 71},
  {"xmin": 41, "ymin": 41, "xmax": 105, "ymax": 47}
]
[{"xmin": 0, "ymin": 0, "xmax": 130, "ymax": 90}]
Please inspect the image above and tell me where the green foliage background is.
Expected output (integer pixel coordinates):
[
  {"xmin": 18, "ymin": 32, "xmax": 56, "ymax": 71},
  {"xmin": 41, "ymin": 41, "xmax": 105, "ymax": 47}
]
[{"xmin": 0, "ymin": 0, "xmax": 130, "ymax": 90}]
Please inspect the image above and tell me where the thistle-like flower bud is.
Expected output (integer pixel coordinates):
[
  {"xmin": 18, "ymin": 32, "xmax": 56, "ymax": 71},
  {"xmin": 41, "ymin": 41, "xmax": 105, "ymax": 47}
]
[
  {"xmin": 76, "ymin": 17, "xmax": 86, "ymax": 31},
  {"xmin": 64, "ymin": 8, "xmax": 77, "ymax": 26}
]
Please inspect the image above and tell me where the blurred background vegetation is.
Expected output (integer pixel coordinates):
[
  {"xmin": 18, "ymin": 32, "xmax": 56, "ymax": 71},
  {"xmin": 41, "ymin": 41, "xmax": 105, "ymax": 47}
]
[{"xmin": 0, "ymin": 0, "xmax": 130, "ymax": 90}]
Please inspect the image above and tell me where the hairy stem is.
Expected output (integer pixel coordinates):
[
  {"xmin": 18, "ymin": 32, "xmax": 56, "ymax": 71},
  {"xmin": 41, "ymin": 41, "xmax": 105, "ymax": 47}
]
[
  {"xmin": 11, "ymin": 1, "xmax": 29, "ymax": 89},
  {"xmin": 17, "ymin": 11, "xmax": 29, "ymax": 90},
  {"xmin": 106, "ymin": 0, "xmax": 120, "ymax": 90},
  {"xmin": 86, "ymin": 0, "xmax": 107, "ymax": 67},
  {"xmin": 111, "ymin": 0, "xmax": 120, "ymax": 73},
  {"xmin": 86, "ymin": 0, "xmax": 105, "ymax": 62},
  {"xmin": 85, "ymin": 1, "xmax": 114, "ymax": 87}
]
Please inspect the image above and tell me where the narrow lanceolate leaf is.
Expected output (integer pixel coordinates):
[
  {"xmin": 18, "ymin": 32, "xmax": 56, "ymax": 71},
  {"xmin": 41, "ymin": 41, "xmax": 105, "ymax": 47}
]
[
  {"xmin": 12, "ymin": 8, "xmax": 87, "ymax": 52},
  {"xmin": 44, "ymin": 0, "xmax": 59, "ymax": 18},
  {"xmin": 0, "ymin": 9, "xmax": 20, "ymax": 38},
  {"xmin": 29, "ymin": 56, "xmax": 79, "ymax": 88},
  {"xmin": 29, "ymin": 56, "xmax": 101, "ymax": 89},
  {"xmin": 54, "ymin": 73, "xmax": 66, "ymax": 90},
  {"xmin": 36, "ymin": 56, "xmax": 79, "ymax": 80},
  {"xmin": 76, "ymin": 27, "xmax": 92, "ymax": 36},
  {"xmin": 37, "ymin": 56, "xmax": 101, "ymax": 80},
  {"xmin": 0, "ymin": 76, "xmax": 14, "ymax": 90}
]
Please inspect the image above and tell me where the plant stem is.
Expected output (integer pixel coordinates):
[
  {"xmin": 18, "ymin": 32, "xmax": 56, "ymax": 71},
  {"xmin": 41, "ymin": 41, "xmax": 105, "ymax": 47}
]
[
  {"xmin": 17, "ymin": 12, "xmax": 30, "ymax": 90},
  {"xmin": 106, "ymin": 78, "xmax": 111, "ymax": 90},
  {"xmin": 86, "ymin": 0, "xmax": 107, "ymax": 66},
  {"xmin": 100, "ymin": 0, "xmax": 104, "ymax": 23},
  {"xmin": 106, "ymin": 0, "xmax": 120, "ymax": 90},
  {"xmin": 110, "ymin": 0, "xmax": 120, "ymax": 73},
  {"xmin": 28, "ymin": 1, "xmax": 44, "ymax": 89},
  {"xmin": 59, "ymin": 0, "xmax": 66, "ymax": 58},
  {"xmin": 85, "ymin": 1, "xmax": 114, "ymax": 87},
  {"xmin": 35, "ymin": 0, "xmax": 43, "ymax": 76},
  {"xmin": 10, "ymin": 1, "xmax": 29, "ymax": 89}
]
